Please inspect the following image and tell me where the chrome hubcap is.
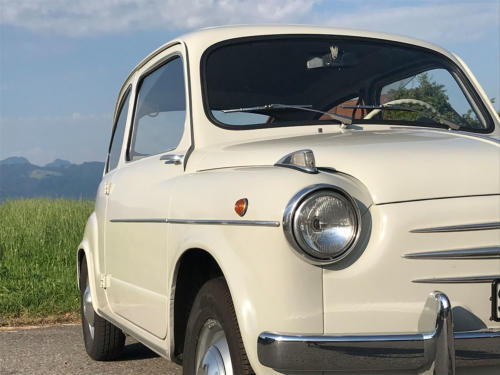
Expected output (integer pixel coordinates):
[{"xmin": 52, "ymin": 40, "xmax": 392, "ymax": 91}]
[
  {"xmin": 196, "ymin": 319, "xmax": 232, "ymax": 375},
  {"xmin": 83, "ymin": 281, "xmax": 95, "ymax": 339}
]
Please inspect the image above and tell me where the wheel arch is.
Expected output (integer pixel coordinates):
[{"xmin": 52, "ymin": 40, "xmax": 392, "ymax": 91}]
[
  {"xmin": 77, "ymin": 248, "xmax": 86, "ymax": 291},
  {"xmin": 76, "ymin": 211, "xmax": 106, "ymax": 312}
]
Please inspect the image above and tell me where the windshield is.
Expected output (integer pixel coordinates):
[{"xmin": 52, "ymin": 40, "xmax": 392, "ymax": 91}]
[{"xmin": 203, "ymin": 37, "xmax": 492, "ymax": 133}]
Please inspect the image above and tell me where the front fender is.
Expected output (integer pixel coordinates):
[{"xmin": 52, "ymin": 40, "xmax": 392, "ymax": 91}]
[{"xmin": 167, "ymin": 166, "xmax": 372, "ymax": 374}]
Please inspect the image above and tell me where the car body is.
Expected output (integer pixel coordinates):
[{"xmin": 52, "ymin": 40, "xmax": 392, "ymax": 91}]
[{"xmin": 77, "ymin": 25, "xmax": 500, "ymax": 374}]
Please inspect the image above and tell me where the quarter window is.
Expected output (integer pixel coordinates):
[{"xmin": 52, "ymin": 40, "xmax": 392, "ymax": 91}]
[
  {"xmin": 129, "ymin": 57, "xmax": 186, "ymax": 160},
  {"xmin": 107, "ymin": 88, "xmax": 131, "ymax": 172}
]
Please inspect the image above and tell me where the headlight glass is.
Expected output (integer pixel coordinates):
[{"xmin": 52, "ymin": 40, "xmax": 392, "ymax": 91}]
[{"xmin": 293, "ymin": 190, "xmax": 358, "ymax": 260}]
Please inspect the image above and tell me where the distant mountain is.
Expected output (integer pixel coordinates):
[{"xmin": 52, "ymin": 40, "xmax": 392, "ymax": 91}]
[
  {"xmin": 0, "ymin": 157, "xmax": 104, "ymax": 202},
  {"xmin": 0, "ymin": 156, "xmax": 31, "ymax": 165},
  {"xmin": 45, "ymin": 158, "xmax": 72, "ymax": 168}
]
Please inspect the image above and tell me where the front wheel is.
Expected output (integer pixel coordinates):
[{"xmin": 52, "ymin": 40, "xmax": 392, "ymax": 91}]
[
  {"xmin": 80, "ymin": 257, "xmax": 125, "ymax": 360},
  {"xmin": 183, "ymin": 278, "xmax": 254, "ymax": 375}
]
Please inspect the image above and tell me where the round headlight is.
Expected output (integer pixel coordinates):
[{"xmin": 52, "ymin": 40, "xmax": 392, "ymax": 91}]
[{"xmin": 285, "ymin": 187, "xmax": 360, "ymax": 264}]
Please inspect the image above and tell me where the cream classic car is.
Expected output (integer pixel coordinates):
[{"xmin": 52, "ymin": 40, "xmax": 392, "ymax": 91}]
[{"xmin": 77, "ymin": 26, "xmax": 500, "ymax": 375}]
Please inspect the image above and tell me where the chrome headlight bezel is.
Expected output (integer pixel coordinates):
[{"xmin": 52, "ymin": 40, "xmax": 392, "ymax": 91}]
[{"xmin": 283, "ymin": 184, "xmax": 362, "ymax": 265}]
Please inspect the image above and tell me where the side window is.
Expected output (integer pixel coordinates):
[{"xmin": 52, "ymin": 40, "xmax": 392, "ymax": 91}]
[
  {"xmin": 129, "ymin": 57, "xmax": 186, "ymax": 161},
  {"xmin": 107, "ymin": 88, "xmax": 131, "ymax": 172}
]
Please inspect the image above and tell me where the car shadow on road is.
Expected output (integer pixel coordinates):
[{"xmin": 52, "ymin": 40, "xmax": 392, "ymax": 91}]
[{"xmin": 115, "ymin": 342, "xmax": 160, "ymax": 361}]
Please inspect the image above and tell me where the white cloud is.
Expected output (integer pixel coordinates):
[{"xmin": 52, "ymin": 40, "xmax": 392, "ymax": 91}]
[
  {"xmin": 0, "ymin": 0, "xmax": 319, "ymax": 36},
  {"xmin": 1, "ymin": 0, "xmax": 497, "ymax": 45},
  {"xmin": 318, "ymin": 1, "xmax": 499, "ymax": 43}
]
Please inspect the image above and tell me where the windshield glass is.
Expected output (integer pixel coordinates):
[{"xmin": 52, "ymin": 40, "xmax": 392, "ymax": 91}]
[{"xmin": 203, "ymin": 37, "xmax": 492, "ymax": 132}]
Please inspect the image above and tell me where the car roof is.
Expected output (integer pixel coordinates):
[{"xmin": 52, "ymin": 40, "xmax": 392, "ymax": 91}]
[
  {"xmin": 129, "ymin": 24, "xmax": 454, "ymax": 86},
  {"xmin": 178, "ymin": 25, "xmax": 450, "ymax": 55},
  {"xmin": 115, "ymin": 25, "xmax": 457, "ymax": 118}
]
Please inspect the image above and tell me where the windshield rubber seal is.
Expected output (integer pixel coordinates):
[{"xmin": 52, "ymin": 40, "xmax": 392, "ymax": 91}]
[{"xmin": 200, "ymin": 34, "xmax": 494, "ymax": 134}]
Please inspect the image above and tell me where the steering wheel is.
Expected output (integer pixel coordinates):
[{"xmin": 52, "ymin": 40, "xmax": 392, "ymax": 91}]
[{"xmin": 364, "ymin": 98, "xmax": 438, "ymax": 119}]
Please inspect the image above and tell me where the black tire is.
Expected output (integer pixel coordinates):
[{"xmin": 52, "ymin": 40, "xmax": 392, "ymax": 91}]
[
  {"xmin": 183, "ymin": 277, "xmax": 254, "ymax": 375},
  {"xmin": 80, "ymin": 256, "xmax": 125, "ymax": 361}
]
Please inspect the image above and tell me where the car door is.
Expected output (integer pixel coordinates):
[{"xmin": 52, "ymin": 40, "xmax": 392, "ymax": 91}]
[
  {"xmin": 94, "ymin": 83, "xmax": 132, "ymax": 307},
  {"xmin": 103, "ymin": 49, "xmax": 190, "ymax": 339}
]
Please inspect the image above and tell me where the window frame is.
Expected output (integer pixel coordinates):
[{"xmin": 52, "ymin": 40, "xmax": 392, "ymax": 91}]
[
  {"xmin": 200, "ymin": 35, "xmax": 495, "ymax": 134},
  {"xmin": 126, "ymin": 53, "xmax": 187, "ymax": 162},
  {"xmin": 105, "ymin": 85, "xmax": 132, "ymax": 173}
]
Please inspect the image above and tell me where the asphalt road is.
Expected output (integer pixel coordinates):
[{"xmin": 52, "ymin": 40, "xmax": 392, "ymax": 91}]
[{"xmin": 0, "ymin": 324, "xmax": 182, "ymax": 375}]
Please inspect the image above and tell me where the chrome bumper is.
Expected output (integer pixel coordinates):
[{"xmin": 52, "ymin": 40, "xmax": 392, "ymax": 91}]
[{"xmin": 257, "ymin": 292, "xmax": 500, "ymax": 374}]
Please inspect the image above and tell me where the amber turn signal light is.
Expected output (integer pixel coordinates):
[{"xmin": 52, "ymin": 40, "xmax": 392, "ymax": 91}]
[{"xmin": 234, "ymin": 198, "xmax": 248, "ymax": 217}]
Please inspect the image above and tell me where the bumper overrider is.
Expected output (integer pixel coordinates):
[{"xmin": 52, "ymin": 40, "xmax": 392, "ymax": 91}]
[{"xmin": 258, "ymin": 291, "xmax": 500, "ymax": 374}]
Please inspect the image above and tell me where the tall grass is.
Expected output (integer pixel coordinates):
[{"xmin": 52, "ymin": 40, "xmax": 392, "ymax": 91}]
[{"xmin": 0, "ymin": 199, "xmax": 94, "ymax": 324}]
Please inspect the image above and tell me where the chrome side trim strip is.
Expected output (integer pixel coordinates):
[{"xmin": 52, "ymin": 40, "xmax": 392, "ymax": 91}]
[
  {"xmin": 404, "ymin": 247, "xmax": 500, "ymax": 260},
  {"xmin": 413, "ymin": 275, "xmax": 500, "ymax": 284},
  {"xmin": 167, "ymin": 219, "xmax": 280, "ymax": 227},
  {"xmin": 411, "ymin": 222, "xmax": 500, "ymax": 233},
  {"xmin": 110, "ymin": 218, "xmax": 167, "ymax": 223},
  {"xmin": 110, "ymin": 218, "xmax": 280, "ymax": 227}
]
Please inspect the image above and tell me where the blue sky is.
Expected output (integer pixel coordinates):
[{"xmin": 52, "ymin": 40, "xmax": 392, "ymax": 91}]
[{"xmin": 0, "ymin": 0, "xmax": 498, "ymax": 165}]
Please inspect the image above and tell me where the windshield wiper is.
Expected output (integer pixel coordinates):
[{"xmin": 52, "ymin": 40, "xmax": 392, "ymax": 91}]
[
  {"xmin": 222, "ymin": 103, "xmax": 352, "ymax": 125},
  {"xmin": 342, "ymin": 104, "xmax": 460, "ymax": 130}
]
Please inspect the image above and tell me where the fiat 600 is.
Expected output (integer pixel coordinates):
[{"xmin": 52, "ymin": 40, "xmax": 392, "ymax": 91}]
[{"xmin": 77, "ymin": 26, "xmax": 500, "ymax": 374}]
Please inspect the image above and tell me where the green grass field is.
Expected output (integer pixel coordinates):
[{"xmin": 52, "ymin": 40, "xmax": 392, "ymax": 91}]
[{"xmin": 0, "ymin": 198, "xmax": 94, "ymax": 326}]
